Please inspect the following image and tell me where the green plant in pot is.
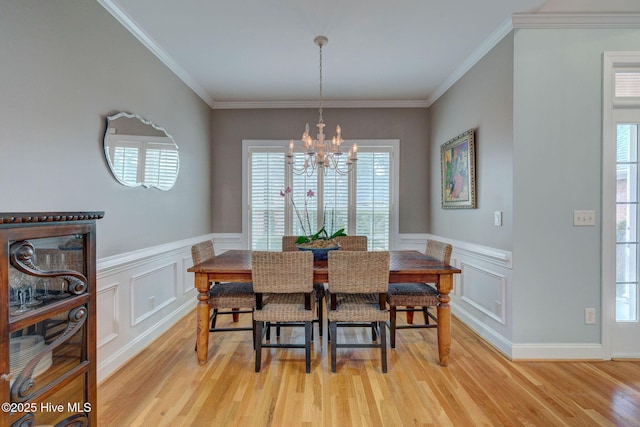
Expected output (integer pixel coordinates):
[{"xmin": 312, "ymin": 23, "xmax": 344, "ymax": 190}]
[{"xmin": 280, "ymin": 187, "xmax": 347, "ymax": 249}]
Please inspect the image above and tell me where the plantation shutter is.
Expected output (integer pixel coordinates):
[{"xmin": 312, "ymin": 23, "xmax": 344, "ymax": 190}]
[
  {"xmin": 323, "ymin": 169, "xmax": 349, "ymax": 237},
  {"xmin": 144, "ymin": 142, "xmax": 179, "ymax": 189},
  {"xmin": 249, "ymin": 150, "xmax": 286, "ymax": 250},
  {"xmin": 291, "ymin": 162, "xmax": 319, "ymax": 238},
  {"xmin": 355, "ymin": 150, "xmax": 391, "ymax": 250},
  {"xmin": 112, "ymin": 144, "xmax": 140, "ymax": 184}
]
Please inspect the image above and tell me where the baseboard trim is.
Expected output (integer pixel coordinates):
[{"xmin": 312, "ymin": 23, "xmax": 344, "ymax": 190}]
[
  {"xmin": 511, "ymin": 343, "xmax": 604, "ymax": 361},
  {"xmin": 452, "ymin": 304, "xmax": 513, "ymax": 358}
]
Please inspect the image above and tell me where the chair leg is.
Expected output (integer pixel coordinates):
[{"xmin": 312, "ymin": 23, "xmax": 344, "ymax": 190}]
[
  {"xmin": 330, "ymin": 322, "xmax": 338, "ymax": 373},
  {"xmin": 423, "ymin": 306, "xmax": 430, "ymax": 325},
  {"xmin": 252, "ymin": 318, "xmax": 256, "ymax": 350},
  {"xmin": 211, "ymin": 308, "xmax": 219, "ymax": 329},
  {"xmin": 232, "ymin": 308, "xmax": 240, "ymax": 322},
  {"xmin": 266, "ymin": 322, "xmax": 271, "ymax": 341},
  {"xmin": 390, "ymin": 305, "xmax": 397, "ymax": 349},
  {"xmin": 380, "ymin": 321, "xmax": 388, "ymax": 373},
  {"xmin": 317, "ymin": 293, "xmax": 324, "ymax": 337},
  {"xmin": 371, "ymin": 322, "xmax": 377, "ymax": 341},
  {"xmin": 305, "ymin": 321, "xmax": 312, "ymax": 373},
  {"xmin": 406, "ymin": 306, "xmax": 414, "ymax": 324},
  {"xmin": 255, "ymin": 321, "xmax": 263, "ymax": 372}
]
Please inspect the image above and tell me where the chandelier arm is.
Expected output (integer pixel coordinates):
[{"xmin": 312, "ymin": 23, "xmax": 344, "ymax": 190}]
[
  {"xmin": 288, "ymin": 153, "xmax": 312, "ymax": 175},
  {"xmin": 290, "ymin": 162, "xmax": 309, "ymax": 175},
  {"xmin": 332, "ymin": 157, "xmax": 357, "ymax": 176}
]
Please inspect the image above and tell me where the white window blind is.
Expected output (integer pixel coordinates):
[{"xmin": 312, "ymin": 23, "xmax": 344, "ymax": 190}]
[
  {"xmin": 322, "ymin": 168, "xmax": 349, "ymax": 238},
  {"xmin": 112, "ymin": 145, "xmax": 139, "ymax": 184},
  {"xmin": 144, "ymin": 143, "xmax": 179, "ymax": 189},
  {"xmin": 246, "ymin": 141, "xmax": 396, "ymax": 251},
  {"xmin": 356, "ymin": 150, "xmax": 391, "ymax": 250},
  {"xmin": 616, "ymin": 71, "xmax": 640, "ymax": 98},
  {"xmin": 250, "ymin": 150, "xmax": 286, "ymax": 250},
  {"xmin": 291, "ymin": 158, "xmax": 318, "ymax": 238}
]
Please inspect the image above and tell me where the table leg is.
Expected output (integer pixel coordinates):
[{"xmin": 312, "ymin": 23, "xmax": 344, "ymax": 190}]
[
  {"xmin": 436, "ymin": 274, "xmax": 453, "ymax": 366},
  {"xmin": 195, "ymin": 273, "xmax": 211, "ymax": 365}
]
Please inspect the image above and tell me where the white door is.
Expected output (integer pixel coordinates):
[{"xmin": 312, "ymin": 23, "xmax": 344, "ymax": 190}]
[{"xmin": 603, "ymin": 53, "xmax": 640, "ymax": 358}]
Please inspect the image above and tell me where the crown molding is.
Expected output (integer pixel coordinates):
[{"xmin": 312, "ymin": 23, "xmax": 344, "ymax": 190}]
[
  {"xmin": 211, "ymin": 100, "xmax": 429, "ymax": 109},
  {"xmin": 96, "ymin": 0, "xmax": 216, "ymax": 108},
  {"xmin": 98, "ymin": 2, "xmax": 640, "ymax": 112},
  {"xmin": 426, "ymin": 16, "xmax": 513, "ymax": 107},
  {"xmin": 513, "ymin": 13, "xmax": 640, "ymax": 29}
]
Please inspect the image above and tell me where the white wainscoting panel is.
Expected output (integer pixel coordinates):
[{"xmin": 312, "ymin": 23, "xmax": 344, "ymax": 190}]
[
  {"xmin": 459, "ymin": 262, "xmax": 507, "ymax": 325},
  {"xmin": 130, "ymin": 262, "xmax": 178, "ymax": 326},
  {"xmin": 182, "ymin": 255, "xmax": 194, "ymax": 295},
  {"xmin": 96, "ymin": 282, "xmax": 119, "ymax": 348},
  {"xmin": 96, "ymin": 234, "xmax": 212, "ymax": 383}
]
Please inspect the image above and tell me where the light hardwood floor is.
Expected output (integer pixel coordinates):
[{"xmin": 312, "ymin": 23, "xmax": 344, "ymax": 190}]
[{"xmin": 97, "ymin": 310, "xmax": 640, "ymax": 426}]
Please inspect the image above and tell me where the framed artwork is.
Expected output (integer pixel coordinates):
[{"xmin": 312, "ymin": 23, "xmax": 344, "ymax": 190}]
[{"xmin": 440, "ymin": 128, "xmax": 476, "ymax": 209}]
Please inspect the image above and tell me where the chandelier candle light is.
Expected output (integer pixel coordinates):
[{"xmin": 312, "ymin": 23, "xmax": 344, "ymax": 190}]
[{"xmin": 286, "ymin": 36, "xmax": 357, "ymax": 176}]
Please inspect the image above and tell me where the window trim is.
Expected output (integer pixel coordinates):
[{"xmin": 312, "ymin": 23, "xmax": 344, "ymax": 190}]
[{"xmin": 242, "ymin": 139, "xmax": 400, "ymax": 249}]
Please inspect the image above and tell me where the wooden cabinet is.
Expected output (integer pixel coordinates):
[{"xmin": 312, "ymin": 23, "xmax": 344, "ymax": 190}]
[{"xmin": 0, "ymin": 212, "xmax": 103, "ymax": 427}]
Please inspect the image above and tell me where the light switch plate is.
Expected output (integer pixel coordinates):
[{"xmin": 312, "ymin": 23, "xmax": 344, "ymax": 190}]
[
  {"xmin": 494, "ymin": 211, "xmax": 502, "ymax": 226},
  {"xmin": 574, "ymin": 210, "xmax": 595, "ymax": 226}
]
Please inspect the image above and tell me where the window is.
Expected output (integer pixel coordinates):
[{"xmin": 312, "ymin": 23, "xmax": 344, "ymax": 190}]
[
  {"xmin": 616, "ymin": 123, "xmax": 640, "ymax": 322},
  {"xmin": 244, "ymin": 140, "xmax": 398, "ymax": 251}
]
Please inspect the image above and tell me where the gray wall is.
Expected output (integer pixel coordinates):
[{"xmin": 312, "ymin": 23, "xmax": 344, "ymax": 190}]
[
  {"xmin": 513, "ymin": 28, "xmax": 640, "ymax": 344},
  {"xmin": 429, "ymin": 34, "xmax": 514, "ymax": 252},
  {"xmin": 0, "ymin": 0, "xmax": 212, "ymax": 258},
  {"xmin": 211, "ymin": 108, "xmax": 430, "ymax": 233}
]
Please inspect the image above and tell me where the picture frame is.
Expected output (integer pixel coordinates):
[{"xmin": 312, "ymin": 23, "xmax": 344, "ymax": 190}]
[{"xmin": 440, "ymin": 128, "xmax": 476, "ymax": 209}]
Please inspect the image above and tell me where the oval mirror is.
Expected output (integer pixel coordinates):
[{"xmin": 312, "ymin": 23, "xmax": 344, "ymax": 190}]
[{"xmin": 103, "ymin": 112, "xmax": 179, "ymax": 190}]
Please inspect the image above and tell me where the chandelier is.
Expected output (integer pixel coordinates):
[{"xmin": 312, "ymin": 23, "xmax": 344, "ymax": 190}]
[{"xmin": 286, "ymin": 36, "xmax": 357, "ymax": 176}]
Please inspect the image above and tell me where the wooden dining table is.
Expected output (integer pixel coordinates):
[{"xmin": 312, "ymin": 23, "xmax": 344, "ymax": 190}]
[{"xmin": 188, "ymin": 249, "xmax": 461, "ymax": 366}]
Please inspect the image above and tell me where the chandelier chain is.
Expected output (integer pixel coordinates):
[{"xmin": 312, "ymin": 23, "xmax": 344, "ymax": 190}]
[{"xmin": 318, "ymin": 41, "xmax": 323, "ymax": 124}]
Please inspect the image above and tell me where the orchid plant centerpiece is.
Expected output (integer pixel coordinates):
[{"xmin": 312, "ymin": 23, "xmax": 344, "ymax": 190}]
[{"xmin": 280, "ymin": 186, "xmax": 347, "ymax": 248}]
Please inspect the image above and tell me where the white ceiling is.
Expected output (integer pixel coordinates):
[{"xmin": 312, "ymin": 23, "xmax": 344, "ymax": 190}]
[{"xmin": 98, "ymin": 0, "xmax": 640, "ymax": 108}]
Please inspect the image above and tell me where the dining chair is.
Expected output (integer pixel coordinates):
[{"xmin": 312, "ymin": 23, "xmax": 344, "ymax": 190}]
[
  {"xmin": 327, "ymin": 250, "xmax": 390, "ymax": 373},
  {"xmin": 252, "ymin": 250, "xmax": 315, "ymax": 373},
  {"xmin": 325, "ymin": 235, "xmax": 370, "ymax": 341},
  {"xmin": 282, "ymin": 235, "xmax": 325, "ymax": 337},
  {"xmin": 333, "ymin": 235, "xmax": 368, "ymax": 251},
  {"xmin": 386, "ymin": 239, "xmax": 452, "ymax": 349},
  {"xmin": 191, "ymin": 240, "xmax": 255, "ymax": 346}
]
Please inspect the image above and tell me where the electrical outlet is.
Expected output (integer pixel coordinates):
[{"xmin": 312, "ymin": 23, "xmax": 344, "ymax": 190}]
[{"xmin": 585, "ymin": 307, "xmax": 596, "ymax": 324}]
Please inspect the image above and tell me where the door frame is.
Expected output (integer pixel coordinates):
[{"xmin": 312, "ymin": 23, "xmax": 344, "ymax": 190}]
[{"xmin": 602, "ymin": 51, "xmax": 640, "ymax": 359}]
